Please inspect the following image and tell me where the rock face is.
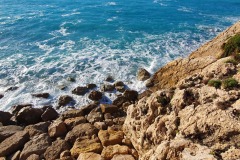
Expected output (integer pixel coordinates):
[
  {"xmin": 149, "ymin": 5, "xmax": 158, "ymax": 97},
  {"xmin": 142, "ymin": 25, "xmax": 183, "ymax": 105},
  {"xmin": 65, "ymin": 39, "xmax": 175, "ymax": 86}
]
[
  {"xmin": 0, "ymin": 131, "xmax": 29, "ymax": 157},
  {"xmin": 48, "ymin": 120, "xmax": 67, "ymax": 138},
  {"xmin": 137, "ymin": 68, "xmax": 151, "ymax": 81},
  {"xmin": 0, "ymin": 125, "xmax": 23, "ymax": 142},
  {"xmin": 77, "ymin": 152, "xmax": 102, "ymax": 160},
  {"xmin": 101, "ymin": 144, "xmax": 131, "ymax": 160},
  {"xmin": 16, "ymin": 107, "xmax": 43, "ymax": 125},
  {"xmin": 72, "ymin": 87, "xmax": 88, "ymax": 96},
  {"xmin": 98, "ymin": 130, "xmax": 124, "ymax": 146},
  {"xmin": 24, "ymin": 122, "xmax": 50, "ymax": 137}
]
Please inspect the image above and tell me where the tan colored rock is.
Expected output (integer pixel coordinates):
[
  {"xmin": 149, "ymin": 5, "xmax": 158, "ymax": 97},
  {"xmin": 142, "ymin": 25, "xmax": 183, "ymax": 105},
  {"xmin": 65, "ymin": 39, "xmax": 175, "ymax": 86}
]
[
  {"xmin": 111, "ymin": 154, "xmax": 135, "ymax": 160},
  {"xmin": 48, "ymin": 120, "xmax": 67, "ymax": 138},
  {"xmin": 77, "ymin": 152, "xmax": 102, "ymax": 160},
  {"xmin": 70, "ymin": 138, "xmax": 103, "ymax": 158},
  {"xmin": 190, "ymin": 21, "xmax": 240, "ymax": 59},
  {"xmin": 65, "ymin": 123, "xmax": 98, "ymax": 144},
  {"xmin": 60, "ymin": 109, "xmax": 83, "ymax": 120},
  {"xmin": 8, "ymin": 150, "xmax": 21, "ymax": 160},
  {"xmin": 0, "ymin": 125, "xmax": 23, "ymax": 142},
  {"xmin": 221, "ymin": 147, "xmax": 240, "ymax": 160},
  {"xmin": 87, "ymin": 109, "xmax": 103, "ymax": 124},
  {"xmin": 100, "ymin": 104, "xmax": 118, "ymax": 114},
  {"xmin": 94, "ymin": 122, "xmax": 107, "ymax": 130},
  {"xmin": 0, "ymin": 131, "xmax": 29, "ymax": 157},
  {"xmin": 137, "ymin": 68, "xmax": 151, "ymax": 81},
  {"xmin": 64, "ymin": 116, "xmax": 87, "ymax": 130},
  {"xmin": 24, "ymin": 121, "xmax": 50, "ymax": 137},
  {"xmin": 101, "ymin": 145, "xmax": 130, "ymax": 160},
  {"xmin": 98, "ymin": 130, "xmax": 124, "ymax": 146},
  {"xmin": 26, "ymin": 154, "xmax": 40, "ymax": 160}
]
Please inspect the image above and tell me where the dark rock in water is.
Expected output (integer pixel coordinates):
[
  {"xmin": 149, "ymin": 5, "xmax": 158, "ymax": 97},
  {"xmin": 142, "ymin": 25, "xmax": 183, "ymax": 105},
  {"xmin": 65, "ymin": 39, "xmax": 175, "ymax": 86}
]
[
  {"xmin": 0, "ymin": 111, "xmax": 12, "ymax": 125},
  {"xmin": 0, "ymin": 125, "xmax": 23, "ymax": 142},
  {"xmin": 72, "ymin": 86, "xmax": 88, "ymax": 96},
  {"xmin": 58, "ymin": 85, "xmax": 67, "ymax": 90},
  {"xmin": 88, "ymin": 91, "xmax": 103, "ymax": 101},
  {"xmin": 112, "ymin": 96, "xmax": 128, "ymax": 107},
  {"xmin": 67, "ymin": 77, "xmax": 76, "ymax": 82},
  {"xmin": 0, "ymin": 131, "xmax": 29, "ymax": 157},
  {"xmin": 41, "ymin": 106, "xmax": 58, "ymax": 122},
  {"xmin": 115, "ymin": 86, "xmax": 126, "ymax": 92},
  {"xmin": 58, "ymin": 95, "xmax": 74, "ymax": 106},
  {"xmin": 100, "ymin": 104, "xmax": 118, "ymax": 114},
  {"xmin": 137, "ymin": 68, "xmax": 151, "ymax": 81},
  {"xmin": 106, "ymin": 76, "xmax": 114, "ymax": 82},
  {"xmin": 5, "ymin": 86, "xmax": 19, "ymax": 92},
  {"xmin": 0, "ymin": 94, "xmax": 3, "ymax": 99},
  {"xmin": 101, "ymin": 84, "xmax": 115, "ymax": 92},
  {"xmin": 80, "ymin": 104, "xmax": 98, "ymax": 115},
  {"xmin": 114, "ymin": 81, "xmax": 124, "ymax": 87},
  {"xmin": 11, "ymin": 104, "xmax": 33, "ymax": 115},
  {"xmin": 16, "ymin": 107, "xmax": 43, "ymax": 125},
  {"xmin": 123, "ymin": 90, "xmax": 138, "ymax": 101},
  {"xmin": 24, "ymin": 122, "xmax": 50, "ymax": 138},
  {"xmin": 44, "ymin": 139, "xmax": 70, "ymax": 160},
  {"xmin": 87, "ymin": 83, "xmax": 97, "ymax": 89},
  {"xmin": 19, "ymin": 133, "xmax": 51, "ymax": 160},
  {"xmin": 32, "ymin": 93, "xmax": 50, "ymax": 99},
  {"xmin": 60, "ymin": 109, "xmax": 84, "ymax": 120},
  {"xmin": 145, "ymin": 78, "xmax": 154, "ymax": 88}
]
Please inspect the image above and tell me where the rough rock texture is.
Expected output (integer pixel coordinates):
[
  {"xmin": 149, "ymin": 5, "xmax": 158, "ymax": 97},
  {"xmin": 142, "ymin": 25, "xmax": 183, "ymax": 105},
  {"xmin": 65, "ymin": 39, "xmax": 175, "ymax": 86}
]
[
  {"xmin": 101, "ymin": 144, "xmax": 131, "ymax": 160},
  {"xmin": 32, "ymin": 93, "xmax": 50, "ymax": 99},
  {"xmin": 24, "ymin": 122, "xmax": 50, "ymax": 137},
  {"xmin": 58, "ymin": 95, "xmax": 74, "ymax": 106},
  {"xmin": 0, "ymin": 111, "xmax": 12, "ymax": 125},
  {"xmin": 77, "ymin": 152, "xmax": 102, "ymax": 160},
  {"xmin": 16, "ymin": 107, "xmax": 43, "ymax": 125},
  {"xmin": 112, "ymin": 154, "xmax": 135, "ymax": 160},
  {"xmin": 26, "ymin": 154, "xmax": 40, "ymax": 160},
  {"xmin": 0, "ymin": 125, "xmax": 23, "ymax": 142},
  {"xmin": 48, "ymin": 120, "xmax": 67, "ymax": 138},
  {"xmin": 100, "ymin": 104, "xmax": 118, "ymax": 114},
  {"xmin": 0, "ymin": 131, "xmax": 29, "ymax": 157},
  {"xmin": 20, "ymin": 133, "xmax": 51, "ymax": 160},
  {"xmin": 88, "ymin": 91, "xmax": 103, "ymax": 101},
  {"xmin": 72, "ymin": 87, "xmax": 88, "ymax": 96},
  {"xmin": 137, "ymin": 68, "xmax": 151, "ymax": 81},
  {"xmin": 41, "ymin": 106, "xmax": 58, "ymax": 121},
  {"xmin": 98, "ymin": 130, "xmax": 124, "ymax": 146},
  {"xmin": 64, "ymin": 116, "xmax": 87, "ymax": 130}
]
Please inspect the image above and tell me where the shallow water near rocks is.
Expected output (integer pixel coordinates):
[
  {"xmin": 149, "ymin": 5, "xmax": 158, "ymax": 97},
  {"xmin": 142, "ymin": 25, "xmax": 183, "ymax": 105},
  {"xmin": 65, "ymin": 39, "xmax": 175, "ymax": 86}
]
[{"xmin": 0, "ymin": 0, "xmax": 240, "ymax": 111}]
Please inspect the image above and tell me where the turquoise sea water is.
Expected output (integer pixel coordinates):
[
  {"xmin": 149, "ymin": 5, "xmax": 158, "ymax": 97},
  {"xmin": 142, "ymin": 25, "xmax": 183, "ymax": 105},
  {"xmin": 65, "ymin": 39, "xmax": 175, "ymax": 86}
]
[{"xmin": 0, "ymin": 0, "xmax": 240, "ymax": 110}]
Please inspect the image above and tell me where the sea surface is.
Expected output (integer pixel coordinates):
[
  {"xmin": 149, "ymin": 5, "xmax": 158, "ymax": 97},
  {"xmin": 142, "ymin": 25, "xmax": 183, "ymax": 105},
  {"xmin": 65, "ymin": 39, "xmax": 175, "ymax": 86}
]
[{"xmin": 0, "ymin": 0, "xmax": 240, "ymax": 111}]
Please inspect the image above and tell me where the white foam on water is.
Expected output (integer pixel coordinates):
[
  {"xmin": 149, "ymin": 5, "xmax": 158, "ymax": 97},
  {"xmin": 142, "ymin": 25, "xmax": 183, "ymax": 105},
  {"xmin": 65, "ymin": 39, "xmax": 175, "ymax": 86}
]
[
  {"xmin": 62, "ymin": 12, "xmax": 81, "ymax": 17},
  {"xmin": 107, "ymin": 17, "xmax": 117, "ymax": 22},
  {"xmin": 58, "ymin": 27, "xmax": 70, "ymax": 36},
  {"xmin": 177, "ymin": 6, "xmax": 193, "ymax": 13},
  {"xmin": 106, "ymin": 2, "xmax": 117, "ymax": 6}
]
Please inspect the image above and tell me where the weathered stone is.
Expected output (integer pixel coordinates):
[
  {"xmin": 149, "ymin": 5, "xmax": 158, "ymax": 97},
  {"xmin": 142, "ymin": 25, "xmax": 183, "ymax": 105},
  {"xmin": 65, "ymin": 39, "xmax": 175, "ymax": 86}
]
[
  {"xmin": 8, "ymin": 150, "xmax": 21, "ymax": 160},
  {"xmin": 112, "ymin": 154, "xmax": 135, "ymax": 160},
  {"xmin": 11, "ymin": 104, "xmax": 32, "ymax": 115},
  {"xmin": 20, "ymin": 133, "xmax": 51, "ymax": 160},
  {"xmin": 64, "ymin": 117, "xmax": 87, "ymax": 130},
  {"xmin": 41, "ymin": 106, "xmax": 58, "ymax": 121},
  {"xmin": 101, "ymin": 84, "xmax": 115, "ymax": 92},
  {"xmin": 86, "ymin": 109, "xmax": 103, "ymax": 124},
  {"xmin": 138, "ymin": 90, "xmax": 152, "ymax": 100},
  {"xmin": 24, "ymin": 121, "xmax": 50, "ymax": 137},
  {"xmin": 32, "ymin": 93, "xmax": 50, "ymax": 99},
  {"xmin": 0, "ymin": 111, "xmax": 12, "ymax": 125},
  {"xmin": 145, "ymin": 78, "xmax": 154, "ymax": 88},
  {"xmin": 77, "ymin": 152, "xmax": 102, "ymax": 160},
  {"xmin": 48, "ymin": 120, "xmax": 67, "ymax": 138},
  {"xmin": 101, "ymin": 145, "xmax": 130, "ymax": 160},
  {"xmin": 114, "ymin": 81, "xmax": 124, "ymax": 87},
  {"xmin": 105, "ymin": 76, "xmax": 114, "ymax": 82},
  {"xmin": 0, "ymin": 125, "xmax": 23, "ymax": 142},
  {"xmin": 6, "ymin": 86, "xmax": 18, "ymax": 92},
  {"xmin": 65, "ymin": 123, "xmax": 98, "ymax": 144},
  {"xmin": 87, "ymin": 84, "xmax": 97, "ymax": 89},
  {"xmin": 137, "ymin": 68, "xmax": 151, "ymax": 81},
  {"xmin": 0, "ymin": 131, "xmax": 29, "ymax": 157},
  {"xmin": 100, "ymin": 104, "xmax": 118, "ymax": 114},
  {"xmin": 16, "ymin": 107, "xmax": 43, "ymax": 125},
  {"xmin": 221, "ymin": 147, "xmax": 240, "ymax": 160},
  {"xmin": 123, "ymin": 90, "xmax": 138, "ymax": 101},
  {"xmin": 70, "ymin": 138, "xmax": 103, "ymax": 158},
  {"xmin": 26, "ymin": 154, "xmax": 40, "ymax": 160},
  {"xmin": 94, "ymin": 122, "xmax": 107, "ymax": 130},
  {"xmin": 67, "ymin": 77, "xmax": 76, "ymax": 82},
  {"xmin": 115, "ymin": 86, "xmax": 126, "ymax": 92},
  {"xmin": 98, "ymin": 130, "xmax": 124, "ymax": 146},
  {"xmin": 72, "ymin": 87, "xmax": 88, "ymax": 96},
  {"xmin": 112, "ymin": 96, "xmax": 128, "ymax": 107},
  {"xmin": 58, "ymin": 95, "xmax": 74, "ymax": 106},
  {"xmin": 0, "ymin": 94, "xmax": 3, "ymax": 99},
  {"xmin": 61, "ymin": 109, "xmax": 83, "ymax": 120},
  {"xmin": 60, "ymin": 150, "xmax": 71, "ymax": 158},
  {"xmin": 44, "ymin": 139, "xmax": 70, "ymax": 160},
  {"xmin": 88, "ymin": 91, "xmax": 103, "ymax": 101}
]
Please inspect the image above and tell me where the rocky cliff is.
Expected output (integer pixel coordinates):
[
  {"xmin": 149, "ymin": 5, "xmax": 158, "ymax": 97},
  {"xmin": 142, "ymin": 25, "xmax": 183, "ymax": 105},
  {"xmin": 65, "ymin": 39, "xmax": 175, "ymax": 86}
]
[{"xmin": 123, "ymin": 21, "xmax": 240, "ymax": 160}]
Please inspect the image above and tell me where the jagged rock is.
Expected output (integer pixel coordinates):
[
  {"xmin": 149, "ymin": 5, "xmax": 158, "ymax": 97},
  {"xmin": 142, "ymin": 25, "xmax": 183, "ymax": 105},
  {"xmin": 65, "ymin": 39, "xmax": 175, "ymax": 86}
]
[
  {"xmin": 26, "ymin": 154, "xmax": 40, "ymax": 160},
  {"xmin": 94, "ymin": 122, "xmax": 107, "ymax": 130},
  {"xmin": 0, "ymin": 125, "xmax": 23, "ymax": 142},
  {"xmin": 137, "ymin": 68, "xmax": 151, "ymax": 81},
  {"xmin": 98, "ymin": 130, "xmax": 124, "ymax": 146},
  {"xmin": 72, "ymin": 87, "xmax": 88, "ymax": 96},
  {"xmin": 88, "ymin": 91, "xmax": 103, "ymax": 101},
  {"xmin": 86, "ymin": 109, "xmax": 103, "ymax": 124},
  {"xmin": 0, "ymin": 131, "xmax": 29, "ymax": 157},
  {"xmin": 19, "ymin": 133, "xmax": 51, "ymax": 160},
  {"xmin": 44, "ymin": 139, "xmax": 70, "ymax": 160},
  {"xmin": 8, "ymin": 150, "xmax": 21, "ymax": 160},
  {"xmin": 48, "ymin": 120, "xmax": 67, "ymax": 138},
  {"xmin": 123, "ymin": 90, "xmax": 138, "ymax": 101},
  {"xmin": 115, "ymin": 86, "xmax": 125, "ymax": 92},
  {"xmin": 101, "ymin": 84, "xmax": 115, "ymax": 92},
  {"xmin": 77, "ymin": 152, "xmax": 102, "ymax": 160},
  {"xmin": 221, "ymin": 147, "xmax": 240, "ymax": 160},
  {"xmin": 60, "ymin": 150, "xmax": 71, "ymax": 158},
  {"xmin": 112, "ymin": 96, "xmax": 128, "ymax": 107},
  {"xmin": 70, "ymin": 138, "xmax": 103, "ymax": 158},
  {"xmin": 24, "ymin": 121, "xmax": 50, "ymax": 137},
  {"xmin": 0, "ymin": 111, "xmax": 12, "ymax": 125},
  {"xmin": 65, "ymin": 123, "xmax": 98, "ymax": 144},
  {"xmin": 11, "ymin": 104, "xmax": 32, "ymax": 115},
  {"xmin": 41, "ymin": 106, "xmax": 58, "ymax": 121},
  {"xmin": 145, "ymin": 78, "xmax": 154, "ymax": 88},
  {"xmin": 32, "ymin": 93, "xmax": 50, "ymax": 99},
  {"xmin": 138, "ymin": 90, "xmax": 152, "ymax": 100},
  {"xmin": 16, "ymin": 107, "xmax": 43, "ymax": 125},
  {"xmin": 101, "ymin": 145, "xmax": 131, "ymax": 160},
  {"xmin": 106, "ymin": 76, "xmax": 114, "ymax": 82},
  {"xmin": 87, "ymin": 84, "xmax": 97, "ymax": 89},
  {"xmin": 114, "ymin": 81, "xmax": 124, "ymax": 87},
  {"xmin": 0, "ymin": 94, "xmax": 3, "ymax": 99},
  {"xmin": 58, "ymin": 95, "xmax": 74, "ymax": 106},
  {"xmin": 112, "ymin": 154, "xmax": 135, "ymax": 160},
  {"xmin": 60, "ymin": 109, "xmax": 83, "ymax": 120},
  {"xmin": 100, "ymin": 104, "xmax": 118, "ymax": 114},
  {"xmin": 64, "ymin": 117, "xmax": 87, "ymax": 130},
  {"xmin": 80, "ymin": 104, "xmax": 97, "ymax": 115}
]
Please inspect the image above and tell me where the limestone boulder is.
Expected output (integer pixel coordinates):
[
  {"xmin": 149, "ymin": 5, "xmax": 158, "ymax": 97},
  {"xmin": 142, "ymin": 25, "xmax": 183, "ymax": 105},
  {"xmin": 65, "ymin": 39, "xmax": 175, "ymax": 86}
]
[
  {"xmin": 16, "ymin": 107, "xmax": 43, "ymax": 125},
  {"xmin": 100, "ymin": 104, "xmax": 118, "ymax": 114},
  {"xmin": 137, "ymin": 68, "xmax": 151, "ymax": 81},
  {"xmin": 24, "ymin": 121, "xmax": 50, "ymax": 137},
  {"xmin": 58, "ymin": 95, "xmax": 74, "ymax": 106},
  {"xmin": 48, "ymin": 120, "xmax": 67, "ymax": 138},
  {"xmin": 98, "ymin": 130, "xmax": 124, "ymax": 146},
  {"xmin": 101, "ymin": 145, "xmax": 131, "ymax": 160},
  {"xmin": 0, "ymin": 125, "xmax": 23, "ymax": 142},
  {"xmin": 72, "ymin": 87, "xmax": 88, "ymax": 96},
  {"xmin": 64, "ymin": 116, "xmax": 86, "ymax": 130},
  {"xmin": 86, "ymin": 109, "xmax": 103, "ymax": 124},
  {"xmin": 26, "ymin": 154, "xmax": 40, "ymax": 160},
  {"xmin": 41, "ymin": 106, "xmax": 58, "ymax": 121},
  {"xmin": 112, "ymin": 154, "xmax": 135, "ymax": 160},
  {"xmin": 60, "ymin": 109, "xmax": 83, "ymax": 120},
  {"xmin": 77, "ymin": 152, "xmax": 102, "ymax": 160}
]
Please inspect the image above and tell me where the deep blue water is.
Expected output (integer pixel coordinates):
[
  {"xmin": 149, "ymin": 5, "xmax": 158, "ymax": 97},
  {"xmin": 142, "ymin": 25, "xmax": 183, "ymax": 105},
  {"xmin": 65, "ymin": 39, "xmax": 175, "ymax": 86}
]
[{"xmin": 0, "ymin": 0, "xmax": 240, "ymax": 110}]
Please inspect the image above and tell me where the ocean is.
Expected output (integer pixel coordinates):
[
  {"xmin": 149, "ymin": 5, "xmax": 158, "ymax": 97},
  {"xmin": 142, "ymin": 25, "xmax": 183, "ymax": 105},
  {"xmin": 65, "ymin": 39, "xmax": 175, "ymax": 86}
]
[{"xmin": 0, "ymin": 0, "xmax": 240, "ymax": 111}]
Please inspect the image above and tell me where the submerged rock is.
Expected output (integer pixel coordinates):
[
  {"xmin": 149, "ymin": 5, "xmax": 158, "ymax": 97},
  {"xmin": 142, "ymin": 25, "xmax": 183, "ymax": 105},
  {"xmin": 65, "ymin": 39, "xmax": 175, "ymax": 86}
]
[
  {"xmin": 137, "ymin": 68, "xmax": 151, "ymax": 81},
  {"xmin": 87, "ymin": 83, "xmax": 97, "ymax": 89},
  {"xmin": 58, "ymin": 95, "xmax": 74, "ymax": 106},
  {"xmin": 72, "ymin": 87, "xmax": 88, "ymax": 96},
  {"xmin": 32, "ymin": 93, "xmax": 50, "ymax": 99},
  {"xmin": 88, "ymin": 91, "xmax": 103, "ymax": 101},
  {"xmin": 101, "ymin": 84, "xmax": 115, "ymax": 92}
]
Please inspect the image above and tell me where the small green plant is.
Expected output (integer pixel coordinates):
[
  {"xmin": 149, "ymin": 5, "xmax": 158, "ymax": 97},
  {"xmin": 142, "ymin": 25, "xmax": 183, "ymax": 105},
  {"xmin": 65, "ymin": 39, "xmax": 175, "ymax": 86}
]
[
  {"xmin": 208, "ymin": 79, "xmax": 222, "ymax": 89},
  {"xmin": 225, "ymin": 59, "xmax": 238, "ymax": 65},
  {"xmin": 222, "ymin": 34, "xmax": 240, "ymax": 58},
  {"xmin": 209, "ymin": 150, "xmax": 216, "ymax": 156},
  {"xmin": 222, "ymin": 78, "xmax": 238, "ymax": 89}
]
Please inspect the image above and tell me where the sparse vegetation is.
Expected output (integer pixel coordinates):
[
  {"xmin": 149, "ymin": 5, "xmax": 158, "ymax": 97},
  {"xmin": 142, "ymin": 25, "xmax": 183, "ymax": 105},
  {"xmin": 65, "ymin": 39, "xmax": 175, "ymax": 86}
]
[
  {"xmin": 225, "ymin": 59, "xmax": 238, "ymax": 65},
  {"xmin": 208, "ymin": 79, "xmax": 222, "ymax": 89},
  {"xmin": 222, "ymin": 78, "xmax": 238, "ymax": 89},
  {"xmin": 222, "ymin": 34, "xmax": 240, "ymax": 58}
]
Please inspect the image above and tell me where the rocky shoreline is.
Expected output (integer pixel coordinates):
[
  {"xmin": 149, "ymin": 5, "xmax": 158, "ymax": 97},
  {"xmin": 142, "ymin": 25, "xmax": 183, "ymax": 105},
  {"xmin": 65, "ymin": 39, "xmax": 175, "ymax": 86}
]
[{"xmin": 1, "ymin": 21, "xmax": 240, "ymax": 160}]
